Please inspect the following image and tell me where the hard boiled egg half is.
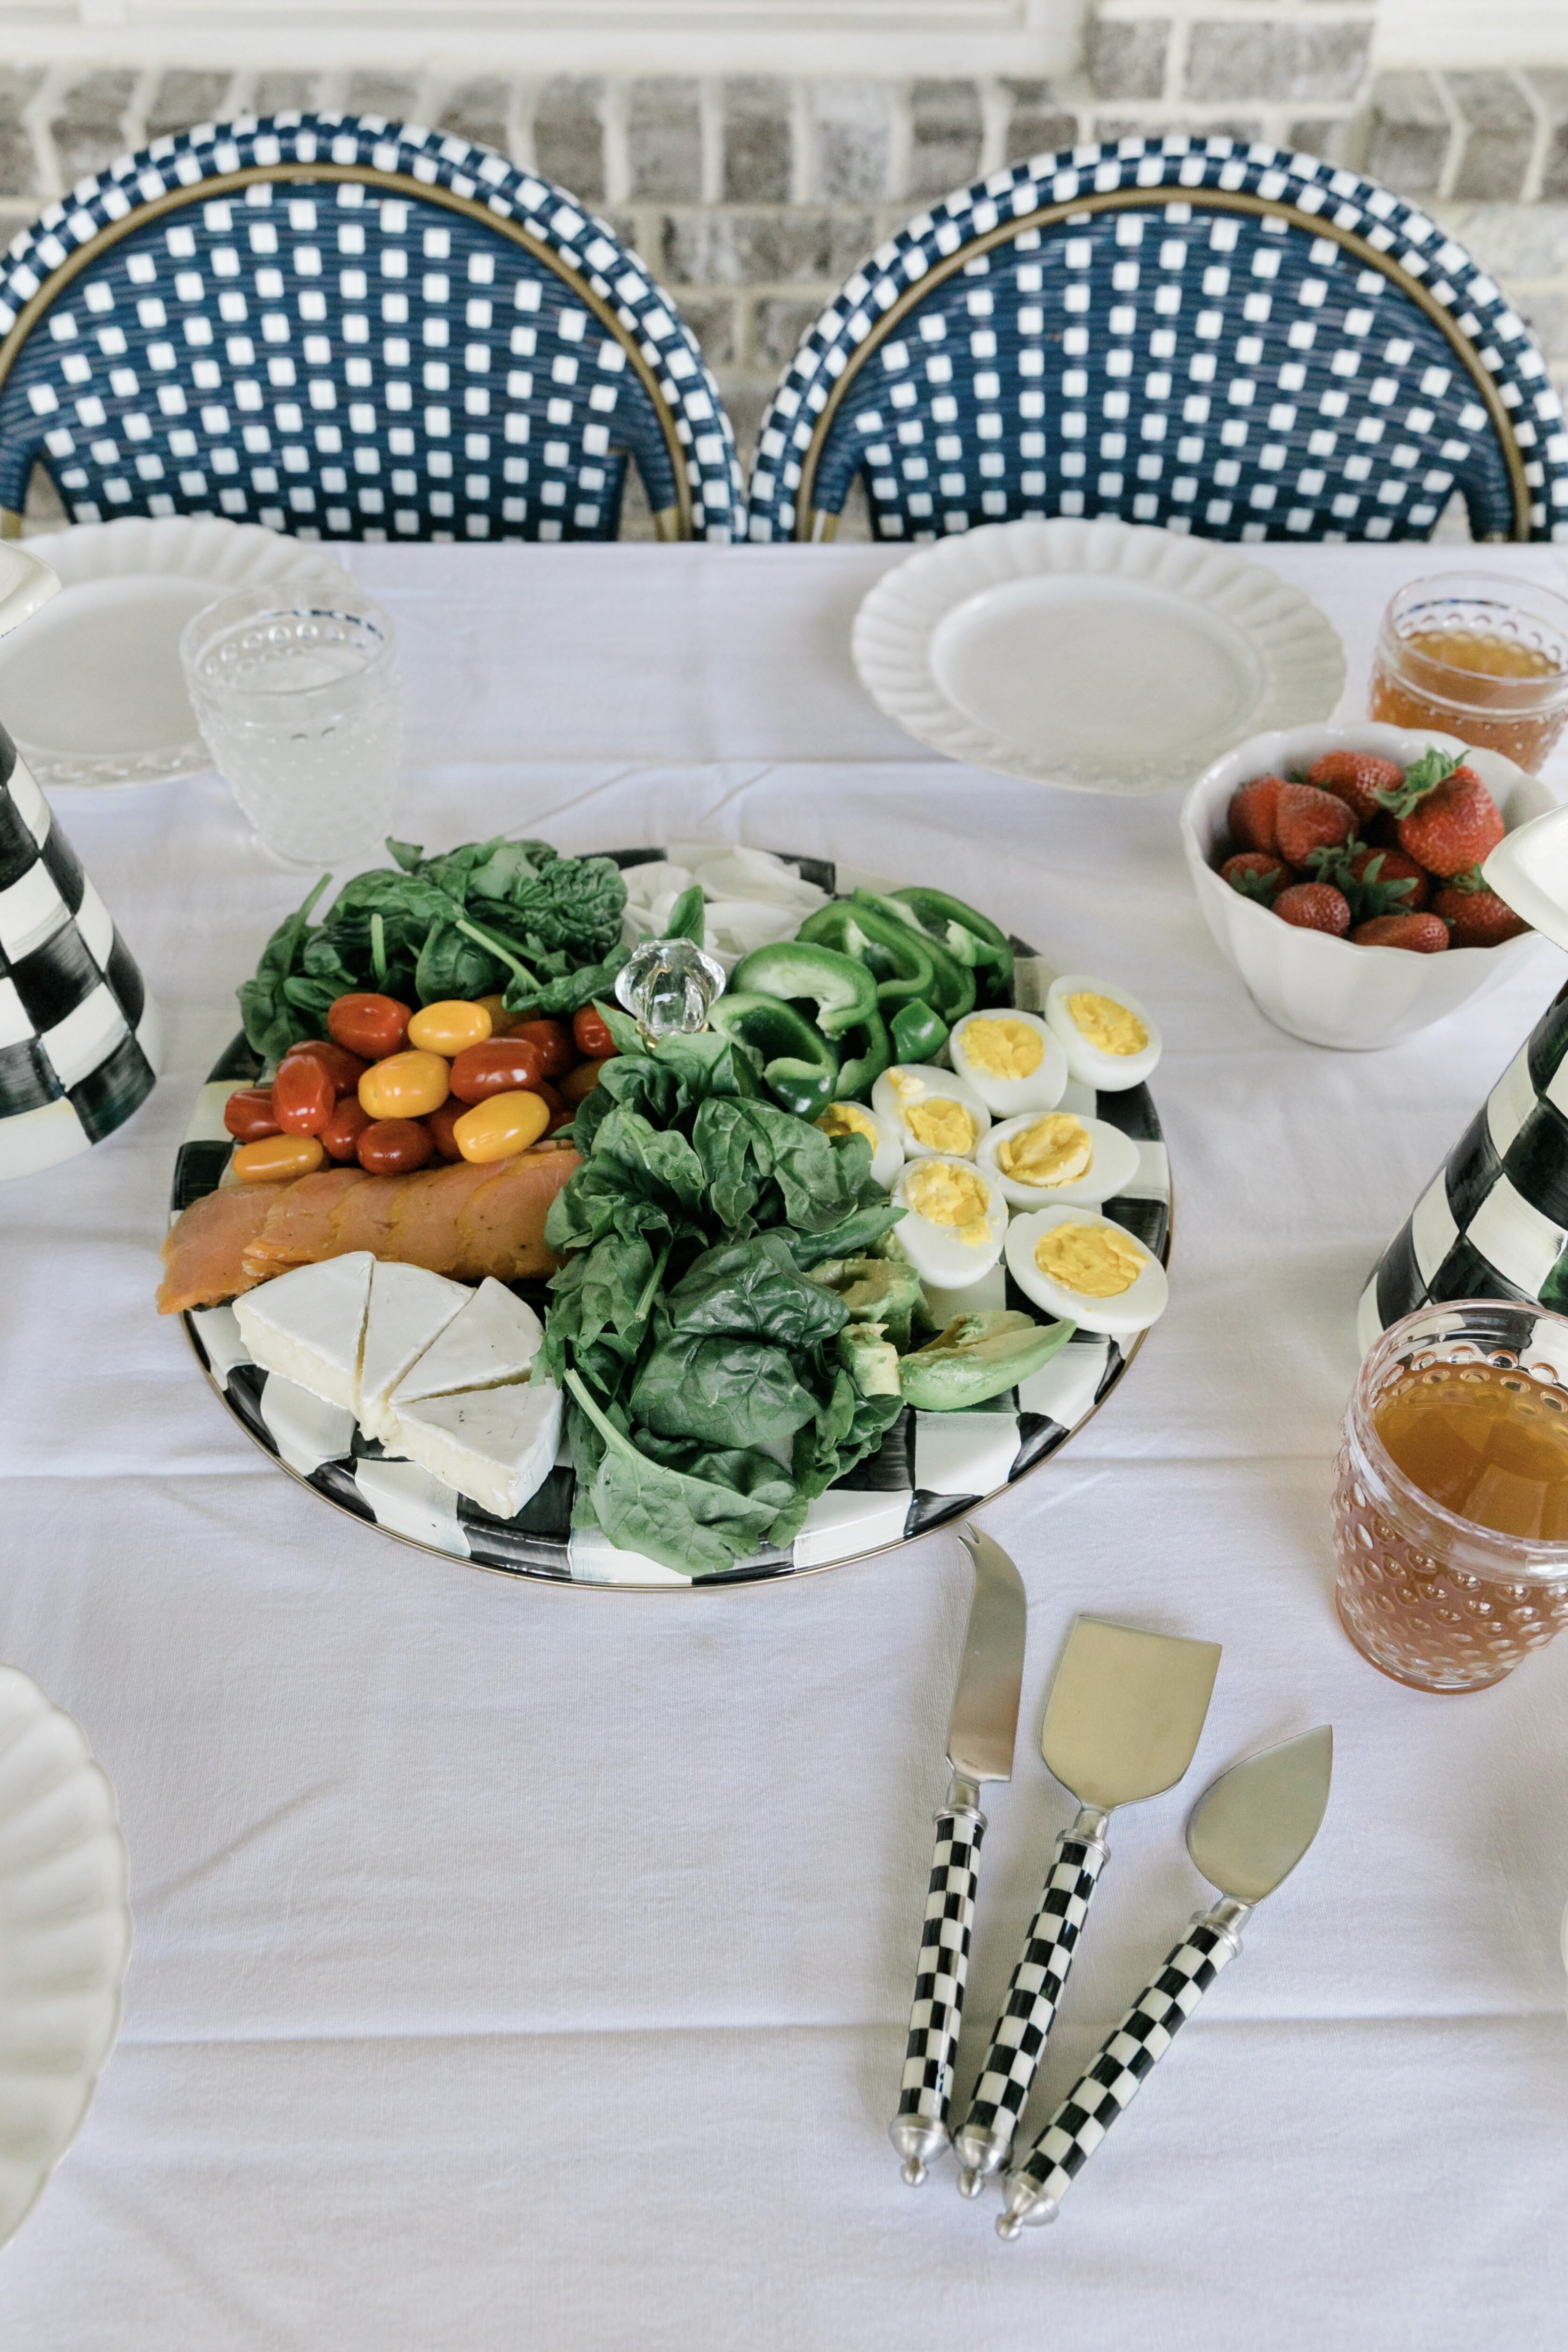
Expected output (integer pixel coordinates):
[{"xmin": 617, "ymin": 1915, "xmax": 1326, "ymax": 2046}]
[
  {"xmin": 978, "ymin": 1110, "xmax": 1140, "ymax": 1210},
  {"xmin": 872, "ymin": 1065, "xmax": 991, "ymax": 1160},
  {"xmin": 1045, "ymin": 975, "xmax": 1161, "ymax": 1092},
  {"xmin": 949, "ymin": 1010, "xmax": 1068, "ymax": 1118},
  {"xmin": 815, "ymin": 1099, "xmax": 903, "ymax": 1190},
  {"xmin": 891, "ymin": 1156, "xmax": 1008, "ymax": 1288},
  {"xmin": 1005, "ymin": 1206, "xmax": 1168, "ymax": 1336}
]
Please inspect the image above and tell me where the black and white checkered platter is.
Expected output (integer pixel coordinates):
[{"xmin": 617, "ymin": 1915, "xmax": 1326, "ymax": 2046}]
[{"xmin": 173, "ymin": 848, "xmax": 1171, "ymax": 1587}]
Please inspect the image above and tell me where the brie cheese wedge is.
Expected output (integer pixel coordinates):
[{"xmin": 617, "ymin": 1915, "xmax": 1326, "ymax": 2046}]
[
  {"xmin": 233, "ymin": 1251, "xmax": 374, "ymax": 1412},
  {"xmin": 395, "ymin": 1371, "xmax": 564, "ymax": 1521},
  {"xmin": 357, "ymin": 1261, "xmax": 471, "ymax": 1446},
  {"xmin": 383, "ymin": 1277, "xmax": 545, "ymax": 1452}
]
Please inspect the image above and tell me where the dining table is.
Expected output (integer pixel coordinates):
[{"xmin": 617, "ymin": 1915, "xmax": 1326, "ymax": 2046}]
[{"xmin": 2, "ymin": 532, "xmax": 1567, "ymax": 2352}]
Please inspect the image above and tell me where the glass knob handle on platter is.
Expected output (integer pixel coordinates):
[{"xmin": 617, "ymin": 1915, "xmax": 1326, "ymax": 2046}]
[
  {"xmin": 614, "ymin": 936, "xmax": 727, "ymax": 1042},
  {"xmin": 888, "ymin": 1772, "xmax": 987, "ymax": 2187},
  {"xmin": 995, "ymin": 1899, "xmax": 1249, "ymax": 2238}
]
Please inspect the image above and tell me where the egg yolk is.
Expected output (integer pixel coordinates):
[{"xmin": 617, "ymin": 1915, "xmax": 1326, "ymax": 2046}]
[
  {"xmin": 907, "ymin": 1160, "xmax": 994, "ymax": 1246},
  {"xmin": 962, "ymin": 1017, "xmax": 1043, "ymax": 1081},
  {"xmin": 907, "ymin": 1097, "xmax": 976, "ymax": 1153},
  {"xmin": 998, "ymin": 1113, "xmax": 1093, "ymax": 1189},
  {"xmin": 1068, "ymin": 992, "xmax": 1147, "ymax": 1057},
  {"xmin": 1035, "ymin": 1222, "xmax": 1144, "ymax": 1297},
  {"xmin": 817, "ymin": 1102, "xmax": 879, "ymax": 1146}
]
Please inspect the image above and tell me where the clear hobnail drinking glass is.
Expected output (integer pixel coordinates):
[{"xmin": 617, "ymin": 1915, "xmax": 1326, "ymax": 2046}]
[
  {"xmin": 180, "ymin": 583, "xmax": 403, "ymax": 867},
  {"xmin": 1334, "ymin": 1301, "xmax": 1568, "ymax": 1693}
]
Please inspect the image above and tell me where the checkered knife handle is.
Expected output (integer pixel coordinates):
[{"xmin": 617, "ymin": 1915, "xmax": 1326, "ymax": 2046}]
[
  {"xmin": 996, "ymin": 1903, "xmax": 1245, "ymax": 2237},
  {"xmin": 889, "ymin": 1796, "xmax": 986, "ymax": 2185},
  {"xmin": 953, "ymin": 1820, "xmax": 1109, "ymax": 2189}
]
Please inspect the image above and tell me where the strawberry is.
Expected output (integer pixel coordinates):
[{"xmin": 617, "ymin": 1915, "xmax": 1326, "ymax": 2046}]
[
  {"xmin": 1432, "ymin": 866, "xmax": 1529, "ymax": 948},
  {"xmin": 1351, "ymin": 913, "xmax": 1451, "ymax": 954},
  {"xmin": 1228, "ymin": 774, "xmax": 1288, "ymax": 854},
  {"xmin": 1307, "ymin": 750, "xmax": 1407, "ymax": 830},
  {"xmin": 1220, "ymin": 850, "xmax": 1294, "ymax": 903},
  {"xmin": 1274, "ymin": 783, "xmax": 1355, "ymax": 868},
  {"xmin": 1377, "ymin": 748, "xmax": 1505, "ymax": 879},
  {"xmin": 1274, "ymin": 882, "xmax": 1351, "ymax": 937},
  {"xmin": 1345, "ymin": 844, "xmax": 1430, "ymax": 914}
]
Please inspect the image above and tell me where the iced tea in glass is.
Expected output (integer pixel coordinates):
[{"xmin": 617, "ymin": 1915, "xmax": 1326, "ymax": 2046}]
[
  {"xmin": 1369, "ymin": 572, "xmax": 1568, "ymax": 771},
  {"xmin": 1334, "ymin": 1301, "xmax": 1568, "ymax": 1692}
]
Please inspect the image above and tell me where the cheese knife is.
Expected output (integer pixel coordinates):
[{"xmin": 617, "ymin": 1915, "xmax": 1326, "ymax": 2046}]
[
  {"xmin": 996, "ymin": 1724, "xmax": 1334, "ymax": 2237},
  {"xmin": 953, "ymin": 1616, "xmax": 1222, "ymax": 2195},
  {"xmin": 889, "ymin": 1522, "xmax": 1026, "ymax": 2187}
]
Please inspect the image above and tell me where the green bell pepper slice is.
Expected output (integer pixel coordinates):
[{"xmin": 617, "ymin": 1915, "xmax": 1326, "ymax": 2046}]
[
  {"xmin": 835, "ymin": 1008, "xmax": 890, "ymax": 1101},
  {"xmin": 889, "ymin": 996, "xmax": 947, "ymax": 1064},
  {"xmin": 730, "ymin": 939, "xmax": 879, "ymax": 1040},
  {"xmin": 849, "ymin": 891, "xmax": 975, "ymax": 1024},
  {"xmin": 795, "ymin": 899, "xmax": 938, "ymax": 1009},
  {"xmin": 890, "ymin": 887, "xmax": 1014, "ymax": 993},
  {"xmin": 707, "ymin": 990, "xmax": 838, "ymax": 1120}
]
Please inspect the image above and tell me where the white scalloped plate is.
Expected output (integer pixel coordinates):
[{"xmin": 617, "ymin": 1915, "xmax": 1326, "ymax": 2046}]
[
  {"xmin": 0, "ymin": 1663, "xmax": 132, "ymax": 2250},
  {"xmin": 0, "ymin": 517, "xmax": 356, "ymax": 789},
  {"xmin": 852, "ymin": 518, "xmax": 1346, "ymax": 796}
]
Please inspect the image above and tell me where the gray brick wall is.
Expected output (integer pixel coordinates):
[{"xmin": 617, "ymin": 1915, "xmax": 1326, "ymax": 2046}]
[{"xmin": 2, "ymin": 33, "xmax": 1567, "ymax": 541}]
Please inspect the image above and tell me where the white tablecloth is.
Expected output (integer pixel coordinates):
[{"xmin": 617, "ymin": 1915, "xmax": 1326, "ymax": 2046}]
[{"xmin": 3, "ymin": 541, "xmax": 1568, "ymax": 2350}]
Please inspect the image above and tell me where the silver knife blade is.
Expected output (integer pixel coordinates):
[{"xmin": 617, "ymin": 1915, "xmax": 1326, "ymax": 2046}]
[
  {"xmin": 1186, "ymin": 1725, "xmax": 1333, "ymax": 1905},
  {"xmin": 947, "ymin": 1525, "xmax": 1027, "ymax": 1786}
]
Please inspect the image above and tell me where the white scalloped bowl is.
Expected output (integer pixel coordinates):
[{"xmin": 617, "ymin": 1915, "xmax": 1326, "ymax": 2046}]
[
  {"xmin": 852, "ymin": 517, "xmax": 1346, "ymax": 795},
  {"xmin": 1181, "ymin": 722, "xmax": 1556, "ymax": 1051},
  {"xmin": 0, "ymin": 1663, "xmax": 132, "ymax": 2251}
]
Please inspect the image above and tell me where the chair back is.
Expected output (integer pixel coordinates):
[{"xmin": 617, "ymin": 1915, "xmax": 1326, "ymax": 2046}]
[
  {"xmin": 746, "ymin": 138, "xmax": 1566, "ymax": 547},
  {"xmin": 0, "ymin": 112, "xmax": 741, "ymax": 542}
]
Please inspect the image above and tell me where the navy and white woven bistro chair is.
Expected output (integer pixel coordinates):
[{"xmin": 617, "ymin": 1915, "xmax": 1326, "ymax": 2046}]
[
  {"xmin": 0, "ymin": 112, "xmax": 742, "ymax": 543},
  {"xmin": 747, "ymin": 137, "xmax": 1568, "ymax": 547}
]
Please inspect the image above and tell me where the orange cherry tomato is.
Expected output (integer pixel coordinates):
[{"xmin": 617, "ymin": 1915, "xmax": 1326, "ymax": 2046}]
[
  {"xmin": 407, "ymin": 999, "xmax": 493, "ymax": 1056},
  {"xmin": 559, "ymin": 1057, "xmax": 608, "ymax": 1107},
  {"xmin": 272, "ymin": 1053, "xmax": 336, "ymax": 1136},
  {"xmin": 223, "ymin": 1086, "xmax": 280, "ymax": 1143},
  {"xmin": 358, "ymin": 1049, "xmax": 451, "ymax": 1122},
  {"xmin": 506, "ymin": 1017, "xmax": 575, "ymax": 1080},
  {"xmin": 573, "ymin": 1005, "xmax": 617, "ymax": 1059},
  {"xmin": 448, "ymin": 1038, "xmax": 547, "ymax": 1105},
  {"xmin": 327, "ymin": 993, "xmax": 412, "ymax": 1060},
  {"xmin": 454, "ymin": 1089, "xmax": 551, "ymax": 1164},
  {"xmin": 279, "ymin": 1037, "xmax": 366, "ymax": 1096},
  {"xmin": 320, "ymin": 1097, "xmax": 372, "ymax": 1162},
  {"xmin": 425, "ymin": 1100, "xmax": 467, "ymax": 1162},
  {"xmin": 356, "ymin": 1116, "xmax": 435, "ymax": 1176},
  {"xmin": 232, "ymin": 1133, "xmax": 326, "ymax": 1182}
]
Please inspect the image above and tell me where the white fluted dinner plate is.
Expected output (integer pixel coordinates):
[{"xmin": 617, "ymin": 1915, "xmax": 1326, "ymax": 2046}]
[
  {"xmin": 0, "ymin": 517, "xmax": 355, "ymax": 788},
  {"xmin": 852, "ymin": 517, "xmax": 1346, "ymax": 795},
  {"xmin": 0, "ymin": 1663, "xmax": 131, "ymax": 2250}
]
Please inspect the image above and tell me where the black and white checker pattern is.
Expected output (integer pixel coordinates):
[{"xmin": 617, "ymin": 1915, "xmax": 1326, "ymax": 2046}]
[
  {"xmin": 746, "ymin": 136, "xmax": 1567, "ymax": 547},
  {"xmin": 0, "ymin": 112, "xmax": 742, "ymax": 543},
  {"xmin": 957, "ymin": 1828, "xmax": 1107, "ymax": 2158},
  {"xmin": 897, "ymin": 1801, "xmax": 986, "ymax": 2133},
  {"xmin": 1008, "ymin": 1916, "xmax": 1238, "ymax": 2215},
  {"xmin": 1359, "ymin": 979, "xmax": 1568, "ymax": 1349},
  {"xmin": 0, "ymin": 727, "xmax": 159, "ymax": 1179},
  {"xmin": 175, "ymin": 847, "xmax": 1170, "ymax": 1586}
]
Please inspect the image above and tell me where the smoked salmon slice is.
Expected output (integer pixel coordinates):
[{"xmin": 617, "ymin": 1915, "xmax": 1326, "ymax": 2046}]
[{"xmin": 157, "ymin": 1184, "xmax": 284, "ymax": 1314}]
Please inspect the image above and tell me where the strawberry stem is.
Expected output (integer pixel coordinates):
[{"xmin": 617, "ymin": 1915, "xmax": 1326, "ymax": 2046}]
[{"xmin": 1375, "ymin": 746, "xmax": 1463, "ymax": 818}]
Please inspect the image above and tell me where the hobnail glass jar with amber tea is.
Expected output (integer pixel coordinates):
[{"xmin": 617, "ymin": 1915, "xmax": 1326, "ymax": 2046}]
[{"xmin": 1369, "ymin": 572, "xmax": 1568, "ymax": 771}]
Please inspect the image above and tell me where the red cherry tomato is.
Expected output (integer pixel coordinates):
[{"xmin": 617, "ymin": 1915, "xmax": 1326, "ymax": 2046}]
[
  {"xmin": 356, "ymin": 1117, "xmax": 435, "ymax": 1176},
  {"xmin": 320, "ymin": 1097, "xmax": 372, "ymax": 1162},
  {"xmin": 425, "ymin": 1100, "xmax": 467, "ymax": 1162},
  {"xmin": 448, "ymin": 1038, "xmax": 548, "ymax": 1106},
  {"xmin": 223, "ymin": 1086, "xmax": 281, "ymax": 1143},
  {"xmin": 572, "ymin": 1005, "xmax": 617, "ymax": 1059},
  {"xmin": 279, "ymin": 1037, "xmax": 366, "ymax": 1096},
  {"xmin": 272, "ymin": 1053, "xmax": 336, "ymax": 1136},
  {"xmin": 506, "ymin": 1017, "xmax": 575, "ymax": 1080},
  {"xmin": 326, "ymin": 993, "xmax": 412, "ymax": 1060}
]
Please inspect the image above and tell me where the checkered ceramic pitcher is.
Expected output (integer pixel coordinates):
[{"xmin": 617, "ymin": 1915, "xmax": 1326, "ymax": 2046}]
[
  {"xmin": 1359, "ymin": 808, "xmax": 1568, "ymax": 1346},
  {"xmin": 0, "ymin": 543, "xmax": 160, "ymax": 1181}
]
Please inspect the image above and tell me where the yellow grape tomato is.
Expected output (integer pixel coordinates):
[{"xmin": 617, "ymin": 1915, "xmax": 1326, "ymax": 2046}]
[
  {"xmin": 232, "ymin": 1133, "xmax": 326, "ymax": 1181},
  {"xmin": 454, "ymin": 1089, "xmax": 550, "ymax": 1164},
  {"xmin": 358, "ymin": 1048, "xmax": 451, "ymax": 1122},
  {"xmin": 407, "ymin": 999, "xmax": 493, "ymax": 1055},
  {"xmin": 473, "ymin": 994, "xmax": 509, "ymax": 1032}
]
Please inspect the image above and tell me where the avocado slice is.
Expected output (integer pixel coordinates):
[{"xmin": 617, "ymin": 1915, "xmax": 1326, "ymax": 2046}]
[
  {"xmin": 838, "ymin": 1322, "xmax": 903, "ymax": 1399},
  {"xmin": 811, "ymin": 1255, "xmax": 924, "ymax": 1351},
  {"xmin": 899, "ymin": 1310, "xmax": 1075, "ymax": 1411}
]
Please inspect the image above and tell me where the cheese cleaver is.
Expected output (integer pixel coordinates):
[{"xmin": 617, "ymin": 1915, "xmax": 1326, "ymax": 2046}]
[
  {"xmin": 954, "ymin": 1616, "xmax": 1222, "ymax": 2194},
  {"xmin": 997, "ymin": 1725, "xmax": 1334, "ymax": 2236},
  {"xmin": 890, "ymin": 1524, "xmax": 1026, "ymax": 2187}
]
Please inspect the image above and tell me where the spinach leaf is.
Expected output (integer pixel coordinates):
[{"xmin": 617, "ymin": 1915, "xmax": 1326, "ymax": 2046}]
[
  {"xmin": 788, "ymin": 1199, "xmax": 905, "ymax": 1269},
  {"xmin": 565, "ymin": 1375, "xmax": 793, "ymax": 1577},
  {"xmin": 629, "ymin": 1331, "xmax": 819, "ymax": 1451},
  {"xmin": 667, "ymin": 1233, "xmax": 849, "ymax": 1350},
  {"xmin": 591, "ymin": 1106, "xmax": 709, "ymax": 1216},
  {"xmin": 505, "ymin": 943, "xmax": 630, "ymax": 1019},
  {"xmin": 237, "ymin": 874, "xmax": 334, "ymax": 1058},
  {"xmin": 664, "ymin": 883, "xmax": 706, "ymax": 946}
]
